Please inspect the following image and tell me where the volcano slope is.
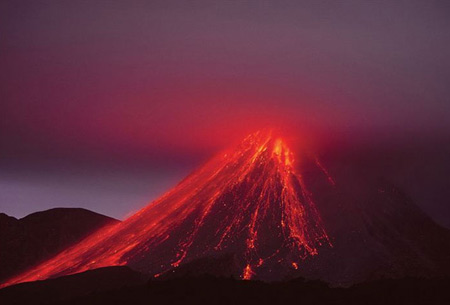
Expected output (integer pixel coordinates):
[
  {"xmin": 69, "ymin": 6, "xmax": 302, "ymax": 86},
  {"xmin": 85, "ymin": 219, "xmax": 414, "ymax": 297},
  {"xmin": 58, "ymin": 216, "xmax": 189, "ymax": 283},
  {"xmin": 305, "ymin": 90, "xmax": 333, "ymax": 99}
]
[{"xmin": 2, "ymin": 131, "xmax": 450, "ymax": 287}]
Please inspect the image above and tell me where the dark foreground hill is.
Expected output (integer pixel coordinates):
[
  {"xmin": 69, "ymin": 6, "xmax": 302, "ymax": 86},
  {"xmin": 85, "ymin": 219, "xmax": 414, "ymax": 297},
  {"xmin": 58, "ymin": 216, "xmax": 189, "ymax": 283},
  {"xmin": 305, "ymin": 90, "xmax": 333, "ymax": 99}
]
[
  {"xmin": 0, "ymin": 266, "xmax": 449, "ymax": 305},
  {"xmin": 0, "ymin": 208, "xmax": 119, "ymax": 282},
  {"xmin": 0, "ymin": 266, "xmax": 145, "ymax": 305}
]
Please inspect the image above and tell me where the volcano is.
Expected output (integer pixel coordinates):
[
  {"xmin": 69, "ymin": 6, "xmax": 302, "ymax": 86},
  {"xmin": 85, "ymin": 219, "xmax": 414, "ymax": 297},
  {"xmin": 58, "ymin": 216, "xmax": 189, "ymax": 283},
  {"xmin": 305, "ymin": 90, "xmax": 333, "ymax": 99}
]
[{"xmin": 3, "ymin": 131, "xmax": 450, "ymax": 287}]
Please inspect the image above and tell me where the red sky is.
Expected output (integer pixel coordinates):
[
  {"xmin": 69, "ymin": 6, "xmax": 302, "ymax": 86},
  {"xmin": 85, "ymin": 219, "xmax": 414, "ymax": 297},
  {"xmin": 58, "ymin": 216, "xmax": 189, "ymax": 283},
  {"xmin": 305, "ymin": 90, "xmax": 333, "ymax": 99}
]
[{"xmin": 1, "ymin": 1, "xmax": 450, "ymax": 224}]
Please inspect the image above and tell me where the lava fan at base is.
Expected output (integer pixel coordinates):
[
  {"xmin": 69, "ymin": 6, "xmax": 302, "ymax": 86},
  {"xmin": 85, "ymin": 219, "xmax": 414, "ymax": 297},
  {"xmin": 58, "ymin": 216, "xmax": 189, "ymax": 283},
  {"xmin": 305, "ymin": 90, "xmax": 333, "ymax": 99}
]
[{"xmin": 3, "ymin": 131, "xmax": 334, "ymax": 286}]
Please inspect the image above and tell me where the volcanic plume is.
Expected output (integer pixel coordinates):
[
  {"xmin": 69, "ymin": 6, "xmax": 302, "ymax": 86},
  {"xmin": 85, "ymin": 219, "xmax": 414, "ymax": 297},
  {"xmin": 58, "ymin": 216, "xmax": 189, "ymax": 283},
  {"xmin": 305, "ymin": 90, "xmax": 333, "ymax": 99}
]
[{"xmin": 2, "ymin": 131, "xmax": 334, "ymax": 286}]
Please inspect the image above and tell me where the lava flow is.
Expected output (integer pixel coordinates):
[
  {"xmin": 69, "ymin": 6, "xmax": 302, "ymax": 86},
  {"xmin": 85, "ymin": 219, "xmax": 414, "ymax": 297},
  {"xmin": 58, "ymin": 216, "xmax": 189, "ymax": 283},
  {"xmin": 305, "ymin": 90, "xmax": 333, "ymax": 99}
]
[{"xmin": 2, "ymin": 130, "xmax": 334, "ymax": 287}]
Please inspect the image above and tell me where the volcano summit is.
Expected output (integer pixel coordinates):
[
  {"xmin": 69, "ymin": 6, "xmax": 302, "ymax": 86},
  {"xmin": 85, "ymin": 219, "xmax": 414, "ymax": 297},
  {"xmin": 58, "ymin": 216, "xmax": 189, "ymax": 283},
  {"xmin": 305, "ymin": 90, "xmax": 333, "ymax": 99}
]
[{"xmin": 3, "ymin": 131, "xmax": 450, "ymax": 287}]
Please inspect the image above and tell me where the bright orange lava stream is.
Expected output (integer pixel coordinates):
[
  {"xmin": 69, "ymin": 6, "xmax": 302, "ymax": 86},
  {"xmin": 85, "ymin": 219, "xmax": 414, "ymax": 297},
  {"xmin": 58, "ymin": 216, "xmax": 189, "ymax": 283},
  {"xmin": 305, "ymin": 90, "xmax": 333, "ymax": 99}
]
[{"xmin": 2, "ymin": 131, "xmax": 334, "ymax": 287}]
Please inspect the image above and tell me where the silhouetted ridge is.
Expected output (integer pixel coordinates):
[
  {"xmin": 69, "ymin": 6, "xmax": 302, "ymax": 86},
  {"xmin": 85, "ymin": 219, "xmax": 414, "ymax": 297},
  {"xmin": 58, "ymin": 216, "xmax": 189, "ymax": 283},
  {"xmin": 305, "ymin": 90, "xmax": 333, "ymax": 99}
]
[
  {"xmin": 1, "ymin": 270, "xmax": 449, "ymax": 305},
  {"xmin": 0, "ymin": 208, "xmax": 119, "ymax": 282}
]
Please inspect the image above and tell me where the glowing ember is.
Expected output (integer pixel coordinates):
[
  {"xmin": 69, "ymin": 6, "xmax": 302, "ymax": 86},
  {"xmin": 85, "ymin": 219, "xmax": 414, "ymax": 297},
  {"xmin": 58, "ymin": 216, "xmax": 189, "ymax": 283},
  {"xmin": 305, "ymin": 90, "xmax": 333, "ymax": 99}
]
[
  {"xmin": 2, "ymin": 130, "xmax": 333, "ymax": 287},
  {"xmin": 242, "ymin": 264, "xmax": 254, "ymax": 280}
]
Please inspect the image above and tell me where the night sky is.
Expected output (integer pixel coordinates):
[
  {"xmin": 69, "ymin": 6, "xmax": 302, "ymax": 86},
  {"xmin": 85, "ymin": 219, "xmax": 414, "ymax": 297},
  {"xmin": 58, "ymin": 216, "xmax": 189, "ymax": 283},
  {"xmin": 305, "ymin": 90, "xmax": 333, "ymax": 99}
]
[{"xmin": 1, "ymin": 1, "xmax": 450, "ymax": 224}]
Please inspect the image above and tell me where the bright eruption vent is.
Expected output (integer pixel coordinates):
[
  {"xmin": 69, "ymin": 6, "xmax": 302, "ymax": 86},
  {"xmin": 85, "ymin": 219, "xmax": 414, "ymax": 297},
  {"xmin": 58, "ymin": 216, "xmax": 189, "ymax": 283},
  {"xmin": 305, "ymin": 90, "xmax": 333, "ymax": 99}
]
[{"xmin": 3, "ymin": 131, "xmax": 334, "ymax": 286}]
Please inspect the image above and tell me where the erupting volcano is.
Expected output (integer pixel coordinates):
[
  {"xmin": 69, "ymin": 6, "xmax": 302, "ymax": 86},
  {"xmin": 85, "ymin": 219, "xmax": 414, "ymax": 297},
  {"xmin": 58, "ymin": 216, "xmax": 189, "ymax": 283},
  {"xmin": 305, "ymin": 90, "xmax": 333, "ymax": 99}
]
[
  {"xmin": 3, "ymin": 131, "xmax": 335, "ymax": 286},
  {"xmin": 4, "ymin": 130, "xmax": 450, "ymax": 288}
]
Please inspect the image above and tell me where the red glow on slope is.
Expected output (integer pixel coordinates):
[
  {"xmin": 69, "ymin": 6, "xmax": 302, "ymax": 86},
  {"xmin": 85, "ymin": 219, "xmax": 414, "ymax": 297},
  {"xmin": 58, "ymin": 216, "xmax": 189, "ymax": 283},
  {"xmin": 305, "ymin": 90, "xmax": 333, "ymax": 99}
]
[
  {"xmin": 2, "ymin": 130, "xmax": 334, "ymax": 287},
  {"xmin": 242, "ymin": 264, "xmax": 254, "ymax": 280},
  {"xmin": 314, "ymin": 156, "xmax": 336, "ymax": 186}
]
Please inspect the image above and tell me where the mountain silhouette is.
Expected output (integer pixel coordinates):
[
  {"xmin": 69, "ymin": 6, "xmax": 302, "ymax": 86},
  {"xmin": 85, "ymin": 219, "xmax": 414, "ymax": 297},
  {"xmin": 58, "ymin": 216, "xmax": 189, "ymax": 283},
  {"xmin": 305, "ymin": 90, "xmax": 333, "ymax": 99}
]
[{"xmin": 0, "ymin": 208, "xmax": 118, "ymax": 282}]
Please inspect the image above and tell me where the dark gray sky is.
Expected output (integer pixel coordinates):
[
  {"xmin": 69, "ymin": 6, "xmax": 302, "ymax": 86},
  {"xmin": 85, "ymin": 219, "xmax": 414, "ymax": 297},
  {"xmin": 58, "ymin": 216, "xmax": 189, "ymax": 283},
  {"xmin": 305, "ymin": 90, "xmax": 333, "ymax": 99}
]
[{"xmin": 1, "ymin": 1, "xmax": 449, "ymax": 222}]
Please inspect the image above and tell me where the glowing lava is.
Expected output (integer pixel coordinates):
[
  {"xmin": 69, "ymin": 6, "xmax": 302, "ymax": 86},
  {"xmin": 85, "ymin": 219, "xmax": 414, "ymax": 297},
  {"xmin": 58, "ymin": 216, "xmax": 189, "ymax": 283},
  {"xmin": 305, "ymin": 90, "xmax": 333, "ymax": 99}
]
[{"xmin": 2, "ymin": 131, "xmax": 334, "ymax": 287}]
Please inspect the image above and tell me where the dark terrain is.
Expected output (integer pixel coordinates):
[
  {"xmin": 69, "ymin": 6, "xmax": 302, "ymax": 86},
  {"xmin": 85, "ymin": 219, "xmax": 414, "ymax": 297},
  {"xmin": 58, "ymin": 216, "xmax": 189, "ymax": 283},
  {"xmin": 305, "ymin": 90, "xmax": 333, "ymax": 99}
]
[
  {"xmin": 0, "ymin": 266, "xmax": 449, "ymax": 305},
  {"xmin": 0, "ymin": 208, "xmax": 119, "ymax": 282}
]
